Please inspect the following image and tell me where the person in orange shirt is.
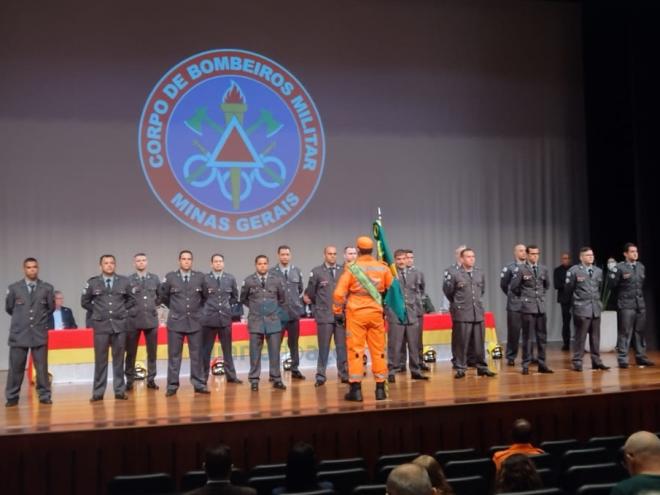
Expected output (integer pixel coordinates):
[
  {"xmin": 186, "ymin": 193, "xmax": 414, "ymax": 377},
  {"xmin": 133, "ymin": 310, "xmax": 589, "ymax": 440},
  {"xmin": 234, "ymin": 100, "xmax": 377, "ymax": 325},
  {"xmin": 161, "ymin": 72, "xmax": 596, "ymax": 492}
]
[
  {"xmin": 493, "ymin": 418, "xmax": 545, "ymax": 471},
  {"xmin": 333, "ymin": 236, "xmax": 393, "ymax": 401}
]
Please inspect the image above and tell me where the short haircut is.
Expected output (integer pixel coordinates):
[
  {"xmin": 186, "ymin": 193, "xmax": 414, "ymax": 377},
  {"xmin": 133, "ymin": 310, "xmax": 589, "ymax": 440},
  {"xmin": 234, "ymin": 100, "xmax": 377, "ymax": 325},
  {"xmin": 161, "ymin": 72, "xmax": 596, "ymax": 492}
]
[
  {"xmin": 526, "ymin": 245, "xmax": 540, "ymax": 253},
  {"xmin": 204, "ymin": 444, "xmax": 232, "ymax": 480},
  {"xmin": 323, "ymin": 245, "xmax": 337, "ymax": 254},
  {"xmin": 211, "ymin": 253, "xmax": 224, "ymax": 261},
  {"xmin": 386, "ymin": 463, "xmax": 432, "ymax": 495},
  {"xmin": 579, "ymin": 246, "xmax": 593, "ymax": 254},
  {"xmin": 406, "ymin": 249, "xmax": 414, "ymax": 254},
  {"xmin": 277, "ymin": 245, "xmax": 291, "ymax": 253},
  {"xmin": 133, "ymin": 252, "xmax": 147, "ymax": 258},
  {"xmin": 23, "ymin": 257, "xmax": 38, "ymax": 266},
  {"xmin": 179, "ymin": 249, "xmax": 193, "ymax": 259},
  {"xmin": 344, "ymin": 246, "xmax": 356, "ymax": 252},
  {"xmin": 54, "ymin": 290, "xmax": 63, "ymax": 297},
  {"xmin": 511, "ymin": 418, "xmax": 533, "ymax": 443},
  {"xmin": 623, "ymin": 242, "xmax": 637, "ymax": 252},
  {"xmin": 394, "ymin": 249, "xmax": 407, "ymax": 258},
  {"xmin": 255, "ymin": 254, "xmax": 269, "ymax": 264},
  {"xmin": 460, "ymin": 248, "xmax": 474, "ymax": 257},
  {"xmin": 99, "ymin": 254, "xmax": 115, "ymax": 264}
]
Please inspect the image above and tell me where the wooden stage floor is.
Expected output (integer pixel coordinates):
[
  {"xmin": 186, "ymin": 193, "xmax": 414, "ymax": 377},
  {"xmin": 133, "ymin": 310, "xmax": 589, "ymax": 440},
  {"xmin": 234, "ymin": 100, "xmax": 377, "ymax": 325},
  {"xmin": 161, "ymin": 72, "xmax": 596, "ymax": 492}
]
[{"xmin": 2, "ymin": 347, "xmax": 660, "ymax": 436}]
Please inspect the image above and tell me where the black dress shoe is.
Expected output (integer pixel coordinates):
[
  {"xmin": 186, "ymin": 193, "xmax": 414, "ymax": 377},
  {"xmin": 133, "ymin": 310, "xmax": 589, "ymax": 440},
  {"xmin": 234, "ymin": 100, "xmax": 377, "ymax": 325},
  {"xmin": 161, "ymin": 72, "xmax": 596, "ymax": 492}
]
[
  {"xmin": 314, "ymin": 379, "xmax": 325, "ymax": 387},
  {"xmin": 39, "ymin": 398, "xmax": 53, "ymax": 405},
  {"xmin": 477, "ymin": 368, "xmax": 497, "ymax": 377},
  {"xmin": 251, "ymin": 382, "xmax": 259, "ymax": 391},
  {"xmin": 146, "ymin": 381, "xmax": 160, "ymax": 390},
  {"xmin": 637, "ymin": 359, "xmax": 655, "ymax": 366},
  {"xmin": 522, "ymin": 368, "xmax": 529, "ymax": 375},
  {"xmin": 5, "ymin": 399, "xmax": 18, "ymax": 407},
  {"xmin": 227, "ymin": 378, "xmax": 243, "ymax": 384},
  {"xmin": 507, "ymin": 359, "xmax": 515, "ymax": 366},
  {"xmin": 115, "ymin": 393, "xmax": 129, "ymax": 400},
  {"xmin": 538, "ymin": 366, "xmax": 554, "ymax": 374},
  {"xmin": 194, "ymin": 388, "xmax": 211, "ymax": 394},
  {"xmin": 345, "ymin": 382, "xmax": 363, "ymax": 402},
  {"xmin": 572, "ymin": 366, "xmax": 583, "ymax": 372},
  {"xmin": 387, "ymin": 375, "xmax": 396, "ymax": 383},
  {"xmin": 89, "ymin": 395, "xmax": 103, "ymax": 402},
  {"xmin": 411, "ymin": 373, "xmax": 429, "ymax": 380},
  {"xmin": 454, "ymin": 370, "xmax": 466, "ymax": 379},
  {"xmin": 593, "ymin": 364, "xmax": 611, "ymax": 370},
  {"xmin": 340, "ymin": 378, "xmax": 349, "ymax": 384},
  {"xmin": 165, "ymin": 389, "xmax": 177, "ymax": 397},
  {"xmin": 126, "ymin": 382, "xmax": 134, "ymax": 391},
  {"xmin": 420, "ymin": 363, "xmax": 431, "ymax": 371},
  {"xmin": 273, "ymin": 381, "xmax": 287, "ymax": 390},
  {"xmin": 291, "ymin": 370, "xmax": 306, "ymax": 380},
  {"xmin": 619, "ymin": 363, "xmax": 629, "ymax": 369}
]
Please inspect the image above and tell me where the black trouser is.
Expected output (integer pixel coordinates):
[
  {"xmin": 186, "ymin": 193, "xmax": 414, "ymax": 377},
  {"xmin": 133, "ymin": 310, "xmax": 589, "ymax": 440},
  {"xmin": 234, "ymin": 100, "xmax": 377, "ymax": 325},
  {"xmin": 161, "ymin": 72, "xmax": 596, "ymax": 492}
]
[
  {"xmin": 505, "ymin": 310, "xmax": 523, "ymax": 361},
  {"xmin": 280, "ymin": 319, "xmax": 300, "ymax": 371},
  {"xmin": 249, "ymin": 332, "xmax": 282, "ymax": 382},
  {"xmin": 316, "ymin": 322, "xmax": 347, "ymax": 382},
  {"xmin": 93, "ymin": 332, "xmax": 126, "ymax": 397},
  {"xmin": 572, "ymin": 315, "xmax": 602, "ymax": 368},
  {"xmin": 617, "ymin": 308, "xmax": 648, "ymax": 364},
  {"xmin": 452, "ymin": 321, "xmax": 488, "ymax": 372},
  {"xmin": 125, "ymin": 327, "xmax": 158, "ymax": 384},
  {"xmin": 6, "ymin": 345, "xmax": 50, "ymax": 402},
  {"xmin": 202, "ymin": 325, "xmax": 238, "ymax": 382},
  {"xmin": 167, "ymin": 330, "xmax": 205, "ymax": 392},
  {"xmin": 388, "ymin": 320, "xmax": 422, "ymax": 376},
  {"xmin": 560, "ymin": 302, "xmax": 572, "ymax": 347},
  {"xmin": 522, "ymin": 313, "xmax": 548, "ymax": 368}
]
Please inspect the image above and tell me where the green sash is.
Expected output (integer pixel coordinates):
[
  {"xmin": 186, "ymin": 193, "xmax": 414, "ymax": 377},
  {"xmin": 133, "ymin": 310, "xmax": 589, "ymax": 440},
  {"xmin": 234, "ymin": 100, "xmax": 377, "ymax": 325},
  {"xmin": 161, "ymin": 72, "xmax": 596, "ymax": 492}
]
[{"xmin": 347, "ymin": 263, "xmax": 382, "ymax": 305}]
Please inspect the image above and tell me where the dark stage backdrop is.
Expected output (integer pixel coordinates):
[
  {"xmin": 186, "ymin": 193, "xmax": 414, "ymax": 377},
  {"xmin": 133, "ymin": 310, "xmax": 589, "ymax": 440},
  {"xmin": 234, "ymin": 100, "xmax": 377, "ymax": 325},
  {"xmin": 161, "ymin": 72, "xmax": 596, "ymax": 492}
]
[{"xmin": 0, "ymin": 0, "xmax": 587, "ymax": 368}]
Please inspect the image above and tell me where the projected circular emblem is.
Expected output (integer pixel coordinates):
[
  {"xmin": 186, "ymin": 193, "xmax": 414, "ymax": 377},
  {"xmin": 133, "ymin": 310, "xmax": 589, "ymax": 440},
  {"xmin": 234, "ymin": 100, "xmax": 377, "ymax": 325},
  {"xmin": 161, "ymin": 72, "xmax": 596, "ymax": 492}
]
[{"xmin": 138, "ymin": 49, "xmax": 325, "ymax": 239}]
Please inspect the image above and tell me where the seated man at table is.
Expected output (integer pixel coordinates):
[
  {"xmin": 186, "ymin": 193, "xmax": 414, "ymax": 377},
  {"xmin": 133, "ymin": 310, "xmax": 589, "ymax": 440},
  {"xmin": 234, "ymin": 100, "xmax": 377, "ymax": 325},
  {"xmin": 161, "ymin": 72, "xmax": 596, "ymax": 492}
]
[{"xmin": 48, "ymin": 291, "xmax": 78, "ymax": 329}]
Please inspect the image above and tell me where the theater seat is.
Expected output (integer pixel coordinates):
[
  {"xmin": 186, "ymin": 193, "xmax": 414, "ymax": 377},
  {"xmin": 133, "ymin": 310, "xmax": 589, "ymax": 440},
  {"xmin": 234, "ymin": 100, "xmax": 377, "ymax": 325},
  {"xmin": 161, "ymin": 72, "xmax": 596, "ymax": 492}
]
[
  {"xmin": 317, "ymin": 468, "xmax": 367, "ymax": 495},
  {"xmin": 488, "ymin": 445, "xmax": 510, "ymax": 457},
  {"xmin": 352, "ymin": 485, "xmax": 385, "ymax": 495},
  {"xmin": 576, "ymin": 484, "xmax": 617, "ymax": 495},
  {"xmin": 540, "ymin": 439, "xmax": 581, "ymax": 458},
  {"xmin": 180, "ymin": 468, "xmax": 246, "ymax": 492},
  {"xmin": 376, "ymin": 465, "xmax": 397, "ymax": 484},
  {"xmin": 561, "ymin": 448, "xmax": 610, "ymax": 472},
  {"xmin": 446, "ymin": 475, "xmax": 487, "ymax": 495},
  {"xmin": 497, "ymin": 489, "xmax": 562, "ymax": 495},
  {"xmin": 444, "ymin": 458, "xmax": 495, "ymax": 480},
  {"xmin": 107, "ymin": 473, "xmax": 176, "ymax": 495},
  {"xmin": 434, "ymin": 448, "xmax": 478, "ymax": 467},
  {"xmin": 535, "ymin": 468, "xmax": 558, "ymax": 488},
  {"xmin": 249, "ymin": 463, "xmax": 287, "ymax": 478},
  {"xmin": 319, "ymin": 458, "xmax": 366, "ymax": 472},
  {"xmin": 374, "ymin": 452, "xmax": 420, "ymax": 476},
  {"xmin": 562, "ymin": 463, "xmax": 626, "ymax": 494},
  {"xmin": 248, "ymin": 474, "xmax": 287, "ymax": 495}
]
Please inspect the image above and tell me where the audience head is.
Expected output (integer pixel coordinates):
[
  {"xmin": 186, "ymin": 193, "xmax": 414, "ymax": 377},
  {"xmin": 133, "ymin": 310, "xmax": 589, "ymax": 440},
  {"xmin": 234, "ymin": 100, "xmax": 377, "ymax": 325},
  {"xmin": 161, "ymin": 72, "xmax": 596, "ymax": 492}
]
[
  {"xmin": 386, "ymin": 463, "xmax": 434, "ymax": 495},
  {"xmin": 285, "ymin": 442, "xmax": 318, "ymax": 491},
  {"xmin": 203, "ymin": 444, "xmax": 233, "ymax": 481},
  {"xmin": 412, "ymin": 455, "xmax": 454, "ymax": 495},
  {"xmin": 495, "ymin": 454, "xmax": 542, "ymax": 493},
  {"xmin": 622, "ymin": 431, "xmax": 660, "ymax": 476},
  {"xmin": 511, "ymin": 418, "xmax": 533, "ymax": 444}
]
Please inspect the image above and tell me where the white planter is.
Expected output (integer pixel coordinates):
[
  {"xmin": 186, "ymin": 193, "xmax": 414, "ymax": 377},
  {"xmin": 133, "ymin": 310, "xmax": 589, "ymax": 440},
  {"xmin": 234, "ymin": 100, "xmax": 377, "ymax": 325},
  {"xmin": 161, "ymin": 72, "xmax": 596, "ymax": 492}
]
[{"xmin": 586, "ymin": 310, "xmax": 617, "ymax": 352}]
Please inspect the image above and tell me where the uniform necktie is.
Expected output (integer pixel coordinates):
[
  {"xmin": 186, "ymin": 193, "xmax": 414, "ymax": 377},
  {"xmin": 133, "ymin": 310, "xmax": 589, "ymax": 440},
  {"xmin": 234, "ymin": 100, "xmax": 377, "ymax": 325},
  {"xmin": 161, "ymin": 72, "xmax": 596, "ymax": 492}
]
[
  {"xmin": 588, "ymin": 268, "xmax": 593, "ymax": 278},
  {"xmin": 184, "ymin": 275, "xmax": 189, "ymax": 284},
  {"xmin": 216, "ymin": 276, "xmax": 221, "ymax": 283},
  {"xmin": 632, "ymin": 263, "xmax": 637, "ymax": 272},
  {"xmin": 284, "ymin": 269, "xmax": 288, "ymax": 281},
  {"xmin": 28, "ymin": 283, "xmax": 35, "ymax": 294},
  {"xmin": 260, "ymin": 276, "xmax": 266, "ymax": 288},
  {"xmin": 401, "ymin": 269, "xmax": 407, "ymax": 286},
  {"xmin": 533, "ymin": 265, "xmax": 538, "ymax": 278},
  {"xmin": 106, "ymin": 279, "xmax": 111, "ymax": 290},
  {"xmin": 468, "ymin": 271, "xmax": 473, "ymax": 279},
  {"xmin": 330, "ymin": 267, "xmax": 335, "ymax": 280}
]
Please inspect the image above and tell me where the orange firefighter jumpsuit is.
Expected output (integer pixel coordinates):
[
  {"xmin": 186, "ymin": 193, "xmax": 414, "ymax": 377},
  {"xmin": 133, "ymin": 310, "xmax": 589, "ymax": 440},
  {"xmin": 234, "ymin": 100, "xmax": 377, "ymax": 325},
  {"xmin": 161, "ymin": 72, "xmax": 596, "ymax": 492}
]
[{"xmin": 333, "ymin": 254, "xmax": 393, "ymax": 383}]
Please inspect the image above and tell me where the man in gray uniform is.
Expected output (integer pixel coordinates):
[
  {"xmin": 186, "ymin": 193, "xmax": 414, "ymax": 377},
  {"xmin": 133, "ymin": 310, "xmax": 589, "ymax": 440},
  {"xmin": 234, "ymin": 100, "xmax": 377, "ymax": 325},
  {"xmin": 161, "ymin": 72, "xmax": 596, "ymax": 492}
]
[
  {"xmin": 404, "ymin": 249, "xmax": 431, "ymax": 372},
  {"xmin": 510, "ymin": 245, "xmax": 554, "ymax": 375},
  {"xmin": 564, "ymin": 246, "xmax": 611, "ymax": 372},
  {"xmin": 82, "ymin": 254, "xmax": 135, "ymax": 401},
  {"xmin": 241, "ymin": 255, "xmax": 287, "ymax": 391},
  {"xmin": 609, "ymin": 243, "xmax": 655, "ymax": 368},
  {"xmin": 304, "ymin": 245, "xmax": 348, "ymax": 387},
  {"xmin": 269, "ymin": 245, "xmax": 306, "ymax": 380},
  {"xmin": 446, "ymin": 244, "xmax": 477, "ymax": 368},
  {"xmin": 201, "ymin": 253, "xmax": 242, "ymax": 385},
  {"xmin": 125, "ymin": 253, "xmax": 160, "ymax": 390},
  {"xmin": 387, "ymin": 249, "xmax": 429, "ymax": 383},
  {"xmin": 5, "ymin": 257, "xmax": 55, "ymax": 407},
  {"xmin": 500, "ymin": 244, "xmax": 527, "ymax": 366},
  {"xmin": 159, "ymin": 250, "xmax": 209, "ymax": 396},
  {"xmin": 443, "ymin": 248, "xmax": 496, "ymax": 379}
]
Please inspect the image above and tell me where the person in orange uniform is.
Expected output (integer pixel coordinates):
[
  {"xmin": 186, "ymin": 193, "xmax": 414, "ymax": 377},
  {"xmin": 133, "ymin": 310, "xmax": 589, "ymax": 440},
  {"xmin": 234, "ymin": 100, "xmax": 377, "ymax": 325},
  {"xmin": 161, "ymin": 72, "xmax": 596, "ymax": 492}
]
[
  {"xmin": 492, "ymin": 418, "xmax": 545, "ymax": 471},
  {"xmin": 333, "ymin": 236, "xmax": 393, "ymax": 401}
]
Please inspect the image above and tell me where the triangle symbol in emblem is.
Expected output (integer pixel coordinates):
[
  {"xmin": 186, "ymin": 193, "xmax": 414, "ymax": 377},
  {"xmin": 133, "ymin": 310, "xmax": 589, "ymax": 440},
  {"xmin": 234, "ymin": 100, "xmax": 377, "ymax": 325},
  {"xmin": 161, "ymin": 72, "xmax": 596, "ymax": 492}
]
[{"xmin": 211, "ymin": 117, "xmax": 261, "ymax": 167}]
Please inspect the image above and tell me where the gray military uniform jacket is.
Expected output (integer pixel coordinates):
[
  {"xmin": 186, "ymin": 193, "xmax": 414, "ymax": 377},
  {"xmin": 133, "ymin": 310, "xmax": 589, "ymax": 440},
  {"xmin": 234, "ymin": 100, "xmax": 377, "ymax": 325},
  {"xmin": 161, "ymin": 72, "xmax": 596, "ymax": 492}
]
[
  {"xmin": 201, "ymin": 271, "xmax": 238, "ymax": 328},
  {"xmin": 305, "ymin": 264, "xmax": 342, "ymax": 324},
  {"xmin": 442, "ymin": 266, "xmax": 486, "ymax": 322},
  {"xmin": 564, "ymin": 264, "xmax": 603, "ymax": 317},
  {"xmin": 500, "ymin": 261, "xmax": 524, "ymax": 312},
  {"xmin": 387, "ymin": 268, "xmax": 425, "ymax": 325},
  {"xmin": 6, "ymin": 279, "xmax": 55, "ymax": 347},
  {"xmin": 509, "ymin": 263, "xmax": 550, "ymax": 314},
  {"xmin": 81, "ymin": 275, "xmax": 135, "ymax": 334},
  {"xmin": 240, "ymin": 273, "xmax": 286, "ymax": 335},
  {"xmin": 609, "ymin": 261, "xmax": 645, "ymax": 311},
  {"xmin": 128, "ymin": 272, "xmax": 160, "ymax": 330},
  {"xmin": 269, "ymin": 265, "xmax": 304, "ymax": 322},
  {"xmin": 159, "ymin": 270, "xmax": 206, "ymax": 333}
]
